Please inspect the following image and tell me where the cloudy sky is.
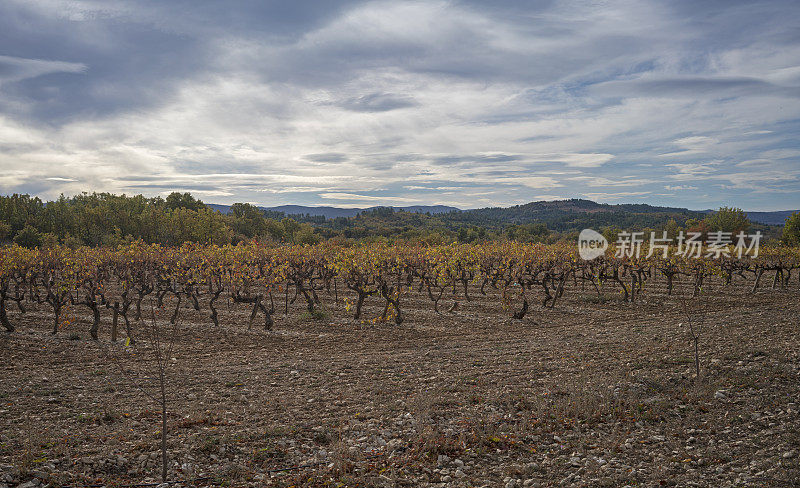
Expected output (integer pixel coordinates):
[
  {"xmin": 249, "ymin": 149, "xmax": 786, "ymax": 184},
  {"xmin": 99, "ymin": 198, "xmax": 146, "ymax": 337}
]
[{"xmin": 1, "ymin": 0, "xmax": 799, "ymax": 210}]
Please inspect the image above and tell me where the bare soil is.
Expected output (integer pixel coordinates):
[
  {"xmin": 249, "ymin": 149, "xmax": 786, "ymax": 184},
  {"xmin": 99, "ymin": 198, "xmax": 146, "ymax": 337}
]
[{"xmin": 1, "ymin": 278, "xmax": 799, "ymax": 487}]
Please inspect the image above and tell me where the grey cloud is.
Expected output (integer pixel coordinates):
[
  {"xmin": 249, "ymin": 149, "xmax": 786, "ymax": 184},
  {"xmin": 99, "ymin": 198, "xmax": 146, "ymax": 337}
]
[
  {"xmin": 172, "ymin": 162, "xmax": 266, "ymax": 175},
  {"xmin": 122, "ymin": 183, "xmax": 224, "ymax": 191},
  {"xmin": 0, "ymin": 1, "xmax": 364, "ymax": 123},
  {"xmin": 112, "ymin": 175, "xmax": 168, "ymax": 182},
  {"xmin": 592, "ymin": 76, "xmax": 800, "ymax": 99},
  {"xmin": 304, "ymin": 152, "xmax": 349, "ymax": 163},
  {"xmin": 516, "ymin": 135, "xmax": 560, "ymax": 143},
  {"xmin": 432, "ymin": 154, "xmax": 522, "ymax": 166},
  {"xmin": 337, "ymin": 93, "xmax": 417, "ymax": 112}
]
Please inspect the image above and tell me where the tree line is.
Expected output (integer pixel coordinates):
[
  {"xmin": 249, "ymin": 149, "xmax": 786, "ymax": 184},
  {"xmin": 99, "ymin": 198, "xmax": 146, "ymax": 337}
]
[
  {"xmin": 1, "ymin": 192, "xmax": 798, "ymax": 248},
  {"xmin": 0, "ymin": 192, "xmax": 319, "ymax": 248}
]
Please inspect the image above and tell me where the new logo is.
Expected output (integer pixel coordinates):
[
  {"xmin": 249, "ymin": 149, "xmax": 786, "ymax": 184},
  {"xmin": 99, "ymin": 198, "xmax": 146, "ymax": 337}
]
[{"xmin": 578, "ymin": 229, "xmax": 608, "ymax": 260}]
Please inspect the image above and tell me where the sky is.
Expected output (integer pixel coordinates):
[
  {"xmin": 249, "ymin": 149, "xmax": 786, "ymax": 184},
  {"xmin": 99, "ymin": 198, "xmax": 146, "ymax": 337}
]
[{"xmin": 0, "ymin": 0, "xmax": 799, "ymax": 211}]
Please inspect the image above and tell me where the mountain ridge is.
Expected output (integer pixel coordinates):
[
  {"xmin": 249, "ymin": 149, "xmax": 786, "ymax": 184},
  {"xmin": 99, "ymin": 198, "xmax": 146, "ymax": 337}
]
[
  {"xmin": 206, "ymin": 203, "xmax": 459, "ymax": 219},
  {"xmin": 207, "ymin": 199, "xmax": 797, "ymax": 226}
]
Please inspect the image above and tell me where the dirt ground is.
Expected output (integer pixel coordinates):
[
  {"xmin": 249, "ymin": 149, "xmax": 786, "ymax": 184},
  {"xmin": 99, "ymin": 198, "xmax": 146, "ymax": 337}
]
[{"xmin": 1, "ymin": 277, "xmax": 799, "ymax": 488}]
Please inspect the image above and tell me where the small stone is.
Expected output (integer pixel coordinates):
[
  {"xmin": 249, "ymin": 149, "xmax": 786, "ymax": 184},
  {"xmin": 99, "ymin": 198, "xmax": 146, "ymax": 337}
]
[
  {"xmin": 30, "ymin": 470, "xmax": 48, "ymax": 480},
  {"xmin": 714, "ymin": 390, "xmax": 727, "ymax": 400},
  {"xmin": 783, "ymin": 451, "xmax": 796, "ymax": 459},
  {"xmin": 387, "ymin": 439, "xmax": 404, "ymax": 452}
]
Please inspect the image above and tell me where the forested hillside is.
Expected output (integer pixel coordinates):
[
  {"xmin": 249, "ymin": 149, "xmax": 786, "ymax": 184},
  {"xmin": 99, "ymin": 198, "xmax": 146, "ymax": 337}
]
[{"xmin": 0, "ymin": 192, "xmax": 791, "ymax": 247}]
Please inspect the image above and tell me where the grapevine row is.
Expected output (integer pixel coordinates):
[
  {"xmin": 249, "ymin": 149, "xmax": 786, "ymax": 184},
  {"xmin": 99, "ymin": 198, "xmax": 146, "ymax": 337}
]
[{"xmin": 0, "ymin": 242, "xmax": 798, "ymax": 336}]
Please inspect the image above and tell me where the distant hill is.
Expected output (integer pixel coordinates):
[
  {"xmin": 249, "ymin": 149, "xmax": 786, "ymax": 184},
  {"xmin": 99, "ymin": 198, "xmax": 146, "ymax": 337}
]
[
  {"xmin": 697, "ymin": 208, "xmax": 798, "ymax": 225},
  {"xmin": 437, "ymin": 199, "xmax": 705, "ymax": 232},
  {"xmin": 207, "ymin": 199, "xmax": 796, "ymax": 229},
  {"xmin": 268, "ymin": 205, "xmax": 359, "ymax": 219},
  {"xmin": 745, "ymin": 210, "xmax": 798, "ymax": 226},
  {"xmin": 206, "ymin": 203, "xmax": 459, "ymax": 218}
]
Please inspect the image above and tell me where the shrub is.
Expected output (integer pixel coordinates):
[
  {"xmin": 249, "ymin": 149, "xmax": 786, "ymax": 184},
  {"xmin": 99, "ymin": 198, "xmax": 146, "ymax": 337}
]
[
  {"xmin": 783, "ymin": 211, "xmax": 800, "ymax": 246},
  {"xmin": 13, "ymin": 225, "xmax": 41, "ymax": 249}
]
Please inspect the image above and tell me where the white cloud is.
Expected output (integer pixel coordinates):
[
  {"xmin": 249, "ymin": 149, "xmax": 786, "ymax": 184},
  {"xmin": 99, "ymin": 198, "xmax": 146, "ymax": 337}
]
[
  {"xmin": 582, "ymin": 191, "xmax": 652, "ymax": 201},
  {"xmin": 0, "ymin": 55, "xmax": 87, "ymax": 85},
  {"xmin": 318, "ymin": 192, "xmax": 419, "ymax": 205},
  {"xmin": 45, "ymin": 177, "xmax": 78, "ymax": 182}
]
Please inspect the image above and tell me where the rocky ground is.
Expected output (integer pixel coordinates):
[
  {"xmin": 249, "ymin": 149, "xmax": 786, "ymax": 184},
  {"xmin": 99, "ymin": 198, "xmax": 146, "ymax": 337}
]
[{"xmin": 1, "ymin": 278, "xmax": 799, "ymax": 487}]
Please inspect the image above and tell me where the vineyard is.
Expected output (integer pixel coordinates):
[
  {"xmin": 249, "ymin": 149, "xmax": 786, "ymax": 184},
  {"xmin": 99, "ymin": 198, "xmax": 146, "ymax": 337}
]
[
  {"xmin": 1, "ymin": 242, "xmax": 800, "ymax": 487},
  {"xmin": 1, "ymin": 242, "xmax": 798, "ymax": 336}
]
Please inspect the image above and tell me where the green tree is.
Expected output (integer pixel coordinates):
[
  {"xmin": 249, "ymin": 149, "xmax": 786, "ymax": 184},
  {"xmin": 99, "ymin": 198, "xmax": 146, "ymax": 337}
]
[
  {"xmin": 602, "ymin": 226, "xmax": 621, "ymax": 244},
  {"xmin": 264, "ymin": 219, "xmax": 285, "ymax": 241},
  {"xmin": 702, "ymin": 207, "xmax": 750, "ymax": 234},
  {"xmin": 0, "ymin": 221, "xmax": 10, "ymax": 242},
  {"xmin": 783, "ymin": 211, "xmax": 800, "ymax": 246},
  {"xmin": 0, "ymin": 194, "xmax": 45, "ymax": 234},
  {"xmin": 509, "ymin": 223, "xmax": 548, "ymax": 243},
  {"xmin": 230, "ymin": 202, "xmax": 262, "ymax": 220},
  {"xmin": 295, "ymin": 223, "xmax": 319, "ymax": 245},
  {"xmin": 165, "ymin": 192, "xmax": 204, "ymax": 212},
  {"xmin": 664, "ymin": 218, "xmax": 680, "ymax": 240},
  {"xmin": 281, "ymin": 218, "xmax": 301, "ymax": 243},
  {"xmin": 14, "ymin": 225, "xmax": 41, "ymax": 248},
  {"xmin": 228, "ymin": 203, "xmax": 268, "ymax": 238}
]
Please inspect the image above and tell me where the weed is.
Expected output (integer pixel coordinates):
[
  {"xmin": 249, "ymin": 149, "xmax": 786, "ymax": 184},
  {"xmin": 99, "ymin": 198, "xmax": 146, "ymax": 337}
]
[
  {"xmin": 196, "ymin": 435, "xmax": 220, "ymax": 454},
  {"xmin": 301, "ymin": 308, "xmax": 328, "ymax": 321}
]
